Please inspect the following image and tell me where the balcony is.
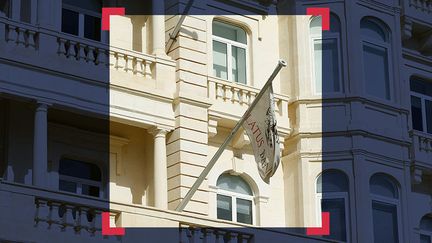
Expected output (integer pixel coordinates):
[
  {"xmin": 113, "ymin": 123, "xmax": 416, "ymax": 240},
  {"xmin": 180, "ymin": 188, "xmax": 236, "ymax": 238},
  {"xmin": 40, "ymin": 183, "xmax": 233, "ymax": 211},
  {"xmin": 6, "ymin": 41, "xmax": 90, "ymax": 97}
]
[
  {"xmin": 402, "ymin": 0, "xmax": 432, "ymax": 24},
  {"xmin": 0, "ymin": 179, "xmax": 333, "ymax": 243},
  {"xmin": 208, "ymin": 77, "xmax": 291, "ymax": 138},
  {"xmin": 0, "ymin": 16, "xmax": 175, "ymax": 93}
]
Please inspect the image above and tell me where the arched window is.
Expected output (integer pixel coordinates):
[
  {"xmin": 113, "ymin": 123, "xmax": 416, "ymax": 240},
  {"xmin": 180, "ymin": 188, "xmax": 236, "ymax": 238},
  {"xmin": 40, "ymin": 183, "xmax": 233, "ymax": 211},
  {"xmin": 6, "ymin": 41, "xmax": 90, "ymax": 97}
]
[
  {"xmin": 316, "ymin": 170, "xmax": 349, "ymax": 242},
  {"xmin": 370, "ymin": 173, "xmax": 400, "ymax": 243},
  {"xmin": 212, "ymin": 20, "xmax": 248, "ymax": 84},
  {"xmin": 361, "ymin": 18, "xmax": 392, "ymax": 100},
  {"xmin": 420, "ymin": 215, "xmax": 432, "ymax": 243},
  {"xmin": 216, "ymin": 173, "xmax": 253, "ymax": 224},
  {"xmin": 310, "ymin": 14, "xmax": 343, "ymax": 94},
  {"xmin": 410, "ymin": 77, "xmax": 432, "ymax": 133},
  {"xmin": 62, "ymin": 0, "xmax": 102, "ymax": 41},
  {"xmin": 59, "ymin": 158, "xmax": 102, "ymax": 198}
]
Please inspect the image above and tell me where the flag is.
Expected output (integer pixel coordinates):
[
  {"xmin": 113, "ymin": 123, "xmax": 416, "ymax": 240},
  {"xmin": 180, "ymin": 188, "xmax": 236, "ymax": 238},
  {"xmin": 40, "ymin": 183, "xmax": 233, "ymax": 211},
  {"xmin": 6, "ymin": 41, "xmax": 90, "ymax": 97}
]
[{"xmin": 243, "ymin": 85, "xmax": 280, "ymax": 183}]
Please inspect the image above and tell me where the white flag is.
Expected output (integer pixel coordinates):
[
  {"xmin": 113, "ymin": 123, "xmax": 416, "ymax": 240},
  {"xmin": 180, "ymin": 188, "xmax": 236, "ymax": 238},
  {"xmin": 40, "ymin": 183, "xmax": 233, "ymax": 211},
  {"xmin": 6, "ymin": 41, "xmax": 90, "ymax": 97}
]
[{"xmin": 242, "ymin": 85, "xmax": 280, "ymax": 183}]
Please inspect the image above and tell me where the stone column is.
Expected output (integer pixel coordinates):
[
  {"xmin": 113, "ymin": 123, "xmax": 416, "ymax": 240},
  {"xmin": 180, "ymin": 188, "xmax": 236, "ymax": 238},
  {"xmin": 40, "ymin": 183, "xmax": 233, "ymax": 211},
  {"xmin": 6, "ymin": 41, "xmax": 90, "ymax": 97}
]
[
  {"xmin": 150, "ymin": 128, "xmax": 168, "ymax": 209},
  {"xmin": 151, "ymin": 0, "xmax": 166, "ymax": 56},
  {"xmin": 33, "ymin": 102, "xmax": 49, "ymax": 187}
]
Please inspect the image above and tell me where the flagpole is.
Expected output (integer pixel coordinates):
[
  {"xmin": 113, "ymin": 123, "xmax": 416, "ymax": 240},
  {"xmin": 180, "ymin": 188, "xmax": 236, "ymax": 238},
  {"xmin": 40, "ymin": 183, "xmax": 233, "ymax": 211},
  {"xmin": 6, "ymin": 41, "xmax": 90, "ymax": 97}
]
[
  {"xmin": 175, "ymin": 60, "xmax": 287, "ymax": 212},
  {"xmin": 165, "ymin": 0, "xmax": 196, "ymax": 53}
]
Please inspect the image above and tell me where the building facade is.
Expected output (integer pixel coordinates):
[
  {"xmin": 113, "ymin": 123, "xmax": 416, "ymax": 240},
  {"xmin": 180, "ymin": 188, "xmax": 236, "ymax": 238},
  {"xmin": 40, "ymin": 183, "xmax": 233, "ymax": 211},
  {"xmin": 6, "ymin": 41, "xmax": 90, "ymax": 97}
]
[{"xmin": 0, "ymin": 0, "xmax": 431, "ymax": 242}]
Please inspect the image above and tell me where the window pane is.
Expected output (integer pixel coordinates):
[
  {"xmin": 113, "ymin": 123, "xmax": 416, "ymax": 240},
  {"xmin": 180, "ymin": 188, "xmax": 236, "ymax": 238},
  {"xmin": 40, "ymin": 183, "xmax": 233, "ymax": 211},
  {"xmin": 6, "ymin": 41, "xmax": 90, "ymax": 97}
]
[
  {"xmin": 420, "ymin": 216, "xmax": 432, "ymax": 231},
  {"xmin": 61, "ymin": 8, "xmax": 79, "ymax": 36},
  {"xmin": 59, "ymin": 180, "xmax": 77, "ymax": 193},
  {"xmin": 361, "ymin": 19, "xmax": 387, "ymax": 42},
  {"xmin": 0, "ymin": 0, "xmax": 10, "ymax": 17},
  {"xmin": 82, "ymin": 184, "xmax": 100, "ymax": 197},
  {"xmin": 370, "ymin": 174, "xmax": 398, "ymax": 199},
  {"xmin": 217, "ymin": 194, "xmax": 232, "ymax": 221},
  {"xmin": 59, "ymin": 158, "xmax": 101, "ymax": 181},
  {"xmin": 315, "ymin": 39, "xmax": 340, "ymax": 93},
  {"xmin": 411, "ymin": 78, "xmax": 432, "ymax": 96},
  {"xmin": 363, "ymin": 44, "xmax": 390, "ymax": 100},
  {"xmin": 213, "ymin": 21, "xmax": 246, "ymax": 44},
  {"xmin": 317, "ymin": 170, "xmax": 349, "ymax": 193},
  {"xmin": 213, "ymin": 40, "xmax": 228, "ymax": 80},
  {"xmin": 237, "ymin": 198, "xmax": 252, "ymax": 224},
  {"xmin": 426, "ymin": 100, "xmax": 432, "ymax": 134},
  {"xmin": 372, "ymin": 201, "xmax": 399, "ymax": 243},
  {"xmin": 232, "ymin": 46, "xmax": 246, "ymax": 84},
  {"xmin": 63, "ymin": 0, "xmax": 101, "ymax": 13},
  {"xmin": 20, "ymin": 0, "xmax": 31, "ymax": 23},
  {"xmin": 322, "ymin": 198, "xmax": 347, "ymax": 241},
  {"xmin": 411, "ymin": 96, "xmax": 424, "ymax": 131},
  {"xmin": 421, "ymin": 234, "xmax": 431, "ymax": 243},
  {"xmin": 217, "ymin": 174, "xmax": 253, "ymax": 195},
  {"xmin": 84, "ymin": 15, "xmax": 101, "ymax": 41}
]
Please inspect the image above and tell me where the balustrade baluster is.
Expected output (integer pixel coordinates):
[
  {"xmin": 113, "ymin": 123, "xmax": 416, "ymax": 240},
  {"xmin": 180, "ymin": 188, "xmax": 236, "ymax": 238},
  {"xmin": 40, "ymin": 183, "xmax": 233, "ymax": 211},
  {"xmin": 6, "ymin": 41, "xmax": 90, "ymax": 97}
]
[
  {"xmin": 87, "ymin": 46, "xmax": 96, "ymax": 64},
  {"xmin": 144, "ymin": 60, "xmax": 152, "ymax": 78},
  {"xmin": 136, "ymin": 58, "xmax": 144, "ymax": 76},
  {"xmin": 232, "ymin": 88, "xmax": 240, "ymax": 103},
  {"xmin": 27, "ymin": 30, "xmax": 36, "ymax": 47},
  {"xmin": 216, "ymin": 83, "xmax": 224, "ymax": 99}
]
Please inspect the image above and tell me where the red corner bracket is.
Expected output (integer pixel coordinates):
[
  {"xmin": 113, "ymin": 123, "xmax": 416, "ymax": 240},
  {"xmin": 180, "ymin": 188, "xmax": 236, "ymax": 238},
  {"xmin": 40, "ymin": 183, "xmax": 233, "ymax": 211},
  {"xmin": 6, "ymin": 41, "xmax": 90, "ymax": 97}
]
[
  {"xmin": 102, "ymin": 7, "xmax": 126, "ymax": 31},
  {"xmin": 306, "ymin": 212, "xmax": 330, "ymax": 236},
  {"xmin": 306, "ymin": 7, "xmax": 330, "ymax": 31},
  {"xmin": 102, "ymin": 212, "xmax": 125, "ymax": 236}
]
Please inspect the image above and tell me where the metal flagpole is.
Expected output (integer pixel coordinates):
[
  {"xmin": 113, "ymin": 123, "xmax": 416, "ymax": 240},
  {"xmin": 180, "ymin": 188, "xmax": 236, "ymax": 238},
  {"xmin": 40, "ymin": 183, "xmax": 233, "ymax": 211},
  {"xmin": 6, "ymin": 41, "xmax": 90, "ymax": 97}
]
[
  {"xmin": 165, "ymin": 0, "xmax": 196, "ymax": 53},
  {"xmin": 175, "ymin": 60, "xmax": 287, "ymax": 212}
]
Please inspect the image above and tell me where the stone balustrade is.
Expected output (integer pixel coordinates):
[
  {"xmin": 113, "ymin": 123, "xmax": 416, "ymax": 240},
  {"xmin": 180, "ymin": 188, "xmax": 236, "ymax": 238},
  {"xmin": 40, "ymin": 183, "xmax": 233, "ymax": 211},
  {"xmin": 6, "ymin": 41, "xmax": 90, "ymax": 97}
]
[
  {"xmin": 179, "ymin": 223, "xmax": 254, "ymax": 243},
  {"xmin": 4, "ymin": 21, "xmax": 38, "ymax": 49}
]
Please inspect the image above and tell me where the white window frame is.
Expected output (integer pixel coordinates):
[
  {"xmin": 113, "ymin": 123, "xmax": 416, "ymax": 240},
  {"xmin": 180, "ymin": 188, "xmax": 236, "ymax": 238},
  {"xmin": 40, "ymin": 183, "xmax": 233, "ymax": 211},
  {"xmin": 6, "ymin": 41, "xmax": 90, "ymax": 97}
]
[
  {"xmin": 212, "ymin": 23, "xmax": 249, "ymax": 84},
  {"xmin": 361, "ymin": 29, "xmax": 394, "ymax": 101},
  {"xmin": 310, "ymin": 33, "xmax": 343, "ymax": 95},
  {"xmin": 216, "ymin": 188, "xmax": 255, "ymax": 225},
  {"xmin": 316, "ymin": 191, "xmax": 350, "ymax": 242},
  {"xmin": 410, "ymin": 90, "xmax": 432, "ymax": 134},
  {"xmin": 370, "ymin": 193, "xmax": 403, "ymax": 243},
  {"xmin": 62, "ymin": 3, "xmax": 106, "ymax": 43}
]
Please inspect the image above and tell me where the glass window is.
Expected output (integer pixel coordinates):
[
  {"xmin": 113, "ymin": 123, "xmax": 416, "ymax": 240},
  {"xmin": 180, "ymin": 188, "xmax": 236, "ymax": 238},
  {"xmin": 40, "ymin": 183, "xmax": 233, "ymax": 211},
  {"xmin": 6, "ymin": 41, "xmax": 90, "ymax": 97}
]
[
  {"xmin": 410, "ymin": 77, "xmax": 432, "ymax": 134},
  {"xmin": 370, "ymin": 174, "xmax": 400, "ymax": 243},
  {"xmin": 59, "ymin": 158, "xmax": 102, "ymax": 198},
  {"xmin": 316, "ymin": 170, "xmax": 349, "ymax": 242},
  {"xmin": 420, "ymin": 215, "xmax": 432, "ymax": 243},
  {"xmin": 361, "ymin": 18, "xmax": 391, "ymax": 100},
  {"xmin": 216, "ymin": 174, "xmax": 253, "ymax": 224},
  {"xmin": 62, "ymin": 0, "xmax": 102, "ymax": 41},
  {"xmin": 212, "ymin": 21, "xmax": 247, "ymax": 84},
  {"xmin": 20, "ymin": 0, "xmax": 31, "ymax": 23},
  {"xmin": 0, "ymin": 0, "xmax": 10, "ymax": 18},
  {"xmin": 310, "ymin": 14, "xmax": 342, "ymax": 94}
]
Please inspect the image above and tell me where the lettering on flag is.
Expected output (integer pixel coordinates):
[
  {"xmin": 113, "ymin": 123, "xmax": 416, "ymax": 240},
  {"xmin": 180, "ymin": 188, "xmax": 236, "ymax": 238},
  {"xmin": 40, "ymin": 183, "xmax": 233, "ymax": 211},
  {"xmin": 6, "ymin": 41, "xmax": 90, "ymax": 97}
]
[{"xmin": 243, "ymin": 85, "xmax": 280, "ymax": 183}]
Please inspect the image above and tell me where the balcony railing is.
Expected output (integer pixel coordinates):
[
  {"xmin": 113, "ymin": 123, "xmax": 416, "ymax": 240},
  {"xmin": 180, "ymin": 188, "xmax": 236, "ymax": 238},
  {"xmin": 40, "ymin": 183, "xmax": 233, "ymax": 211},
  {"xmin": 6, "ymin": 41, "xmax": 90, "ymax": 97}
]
[
  {"xmin": 208, "ymin": 77, "xmax": 291, "ymax": 136},
  {"xmin": 0, "ymin": 180, "xmax": 333, "ymax": 242},
  {"xmin": 403, "ymin": 0, "xmax": 432, "ymax": 23}
]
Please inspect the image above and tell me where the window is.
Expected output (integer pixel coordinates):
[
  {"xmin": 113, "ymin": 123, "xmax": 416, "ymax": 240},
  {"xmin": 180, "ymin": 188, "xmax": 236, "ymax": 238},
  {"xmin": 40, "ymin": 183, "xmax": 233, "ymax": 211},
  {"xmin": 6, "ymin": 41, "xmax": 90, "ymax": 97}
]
[
  {"xmin": 216, "ymin": 173, "xmax": 253, "ymax": 224},
  {"xmin": 59, "ymin": 158, "xmax": 102, "ymax": 198},
  {"xmin": 410, "ymin": 77, "xmax": 432, "ymax": 133},
  {"xmin": 361, "ymin": 18, "xmax": 392, "ymax": 100},
  {"xmin": 0, "ymin": 0, "xmax": 10, "ymax": 18},
  {"xmin": 310, "ymin": 14, "xmax": 342, "ymax": 94},
  {"xmin": 420, "ymin": 215, "xmax": 432, "ymax": 243},
  {"xmin": 212, "ymin": 21, "xmax": 247, "ymax": 84},
  {"xmin": 61, "ymin": 0, "xmax": 102, "ymax": 41},
  {"xmin": 316, "ymin": 170, "xmax": 349, "ymax": 242},
  {"xmin": 370, "ymin": 174, "xmax": 400, "ymax": 243}
]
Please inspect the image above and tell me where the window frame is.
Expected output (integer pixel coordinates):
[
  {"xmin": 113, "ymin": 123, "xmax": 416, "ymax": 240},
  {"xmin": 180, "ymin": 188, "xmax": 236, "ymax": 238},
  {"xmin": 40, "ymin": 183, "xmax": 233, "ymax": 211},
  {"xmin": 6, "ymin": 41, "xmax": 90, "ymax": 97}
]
[
  {"xmin": 370, "ymin": 177, "xmax": 403, "ymax": 243},
  {"xmin": 310, "ymin": 16, "xmax": 343, "ymax": 95},
  {"xmin": 62, "ymin": 3, "xmax": 105, "ymax": 43},
  {"xmin": 360, "ymin": 20, "xmax": 394, "ymax": 102},
  {"xmin": 419, "ymin": 217, "xmax": 432, "ymax": 243},
  {"xmin": 216, "ymin": 188, "xmax": 255, "ymax": 224},
  {"xmin": 410, "ymin": 87, "xmax": 432, "ymax": 134},
  {"xmin": 212, "ymin": 21, "xmax": 249, "ymax": 84},
  {"xmin": 58, "ymin": 157, "xmax": 105, "ymax": 199}
]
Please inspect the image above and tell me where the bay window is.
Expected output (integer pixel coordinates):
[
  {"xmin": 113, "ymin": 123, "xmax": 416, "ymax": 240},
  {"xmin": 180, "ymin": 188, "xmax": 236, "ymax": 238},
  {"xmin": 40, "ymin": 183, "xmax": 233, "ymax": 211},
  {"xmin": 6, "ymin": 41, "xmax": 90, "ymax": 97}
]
[
  {"xmin": 361, "ymin": 18, "xmax": 392, "ymax": 100},
  {"xmin": 370, "ymin": 173, "xmax": 401, "ymax": 243},
  {"xmin": 310, "ymin": 14, "xmax": 343, "ymax": 94},
  {"xmin": 316, "ymin": 170, "xmax": 350, "ymax": 242}
]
